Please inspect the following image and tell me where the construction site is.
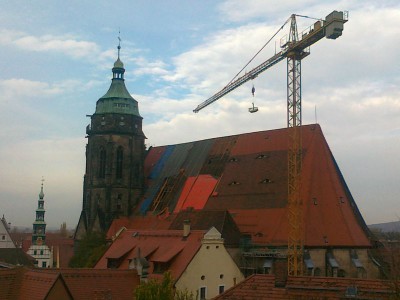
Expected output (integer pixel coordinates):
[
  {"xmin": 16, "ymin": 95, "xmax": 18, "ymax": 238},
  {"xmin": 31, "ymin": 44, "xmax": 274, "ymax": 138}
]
[{"xmin": 75, "ymin": 10, "xmax": 395, "ymax": 295}]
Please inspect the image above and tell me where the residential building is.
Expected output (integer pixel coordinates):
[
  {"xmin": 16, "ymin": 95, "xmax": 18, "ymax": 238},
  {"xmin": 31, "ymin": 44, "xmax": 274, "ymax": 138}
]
[
  {"xmin": 0, "ymin": 215, "xmax": 15, "ymax": 249},
  {"xmin": 95, "ymin": 226, "xmax": 244, "ymax": 299}
]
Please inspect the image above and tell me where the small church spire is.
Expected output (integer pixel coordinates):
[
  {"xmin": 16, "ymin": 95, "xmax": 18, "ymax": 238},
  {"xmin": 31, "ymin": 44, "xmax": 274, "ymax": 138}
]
[
  {"xmin": 112, "ymin": 30, "xmax": 125, "ymax": 80},
  {"xmin": 39, "ymin": 176, "xmax": 45, "ymax": 199}
]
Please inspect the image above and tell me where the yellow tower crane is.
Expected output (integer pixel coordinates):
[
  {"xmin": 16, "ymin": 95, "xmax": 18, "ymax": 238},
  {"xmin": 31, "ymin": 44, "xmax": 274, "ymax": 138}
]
[{"xmin": 194, "ymin": 10, "xmax": 348, "ymax": 276}]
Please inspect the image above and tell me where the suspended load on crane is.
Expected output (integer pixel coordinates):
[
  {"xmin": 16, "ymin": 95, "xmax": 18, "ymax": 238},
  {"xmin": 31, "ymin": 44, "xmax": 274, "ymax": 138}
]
[
  {"xmin": 249, "ymin": 103, "xmax": 258, "ymax": 113},
  {"xmin": 249, "ymin": 84, "xmax": 258, "ymax": 113}
]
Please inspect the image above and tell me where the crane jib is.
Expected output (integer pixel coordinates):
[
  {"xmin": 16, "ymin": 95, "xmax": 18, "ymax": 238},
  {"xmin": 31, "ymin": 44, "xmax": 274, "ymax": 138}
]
[
  {"xmin": 193, "ymin": 52, "xmax": 285, "ymax": 113},
  {"xmin": 193, "ymin": 11, "xmax": 347, "ymax": 113}
]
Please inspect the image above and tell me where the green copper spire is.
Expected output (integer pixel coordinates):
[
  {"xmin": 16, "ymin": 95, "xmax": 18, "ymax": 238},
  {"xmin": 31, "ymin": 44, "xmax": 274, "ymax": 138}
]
[
  {"xmin": 95, "ymin": 36, "xmax": 141, "ymax": 116},
  {"xmin": 32, "ymin": 178, "xmax": 47, "ymax": 245}
]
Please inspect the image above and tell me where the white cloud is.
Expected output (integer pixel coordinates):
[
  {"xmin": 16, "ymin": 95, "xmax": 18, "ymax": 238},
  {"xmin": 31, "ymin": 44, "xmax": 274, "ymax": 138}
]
[
  {"xmin": 132, "ymin": 57, "xmax": 170, "ymax": 76},
  {"xmin": 0, "ymin": 29, "xmax": 105, "ymax": 62},
  {"xmin": 0, "ymin": 78, "xmax": 62, "ymax": 97}
]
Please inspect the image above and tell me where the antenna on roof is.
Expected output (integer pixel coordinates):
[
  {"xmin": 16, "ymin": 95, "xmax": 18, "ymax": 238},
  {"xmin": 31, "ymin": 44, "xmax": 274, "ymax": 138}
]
[{"xmin": 315, "ymin": 105, "xmax": 318, "ymax": 124}]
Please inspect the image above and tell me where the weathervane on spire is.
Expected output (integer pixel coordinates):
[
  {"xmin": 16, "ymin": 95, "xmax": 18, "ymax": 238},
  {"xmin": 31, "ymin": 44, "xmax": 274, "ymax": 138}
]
[{"xmin": 117, "ymin": 29, "xmax": 122, "ymax": 59}]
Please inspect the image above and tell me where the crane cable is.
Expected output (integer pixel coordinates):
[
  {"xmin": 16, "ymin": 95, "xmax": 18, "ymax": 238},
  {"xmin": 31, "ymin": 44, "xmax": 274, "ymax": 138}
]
[{"xmin": 224, "ymin": 16, "xmax": 292, "ymax": 89}]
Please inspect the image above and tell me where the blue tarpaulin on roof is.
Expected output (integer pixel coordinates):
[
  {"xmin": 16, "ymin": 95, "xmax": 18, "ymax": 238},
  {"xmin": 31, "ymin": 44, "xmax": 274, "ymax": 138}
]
[
  {"xmin": 140, "ymin": 183, "xmax": 162, "ymax": 215},
  {"xmin": 149, "ymin": 145, "xmax": 175, "ymax": 179}
]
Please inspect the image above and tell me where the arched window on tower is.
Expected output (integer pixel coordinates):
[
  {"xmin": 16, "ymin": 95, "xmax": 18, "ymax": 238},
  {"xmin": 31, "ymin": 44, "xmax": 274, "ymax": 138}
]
[
  {"xmin": 99, "ymin": 147, "xmax": 106, "ymax": 178},
  {"xmin": 116, "ymin": 146, "xmax": 123, "ymax": 179}
]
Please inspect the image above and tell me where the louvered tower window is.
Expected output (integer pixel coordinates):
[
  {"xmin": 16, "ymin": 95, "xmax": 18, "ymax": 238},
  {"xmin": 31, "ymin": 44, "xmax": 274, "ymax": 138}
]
[
  {"xmin": 116, "ymin": 146, "xmax": 123, "ymax": 179},
  {"xmin": 99, "ymin": 147, "xmax": 106, "ymax": 178}
]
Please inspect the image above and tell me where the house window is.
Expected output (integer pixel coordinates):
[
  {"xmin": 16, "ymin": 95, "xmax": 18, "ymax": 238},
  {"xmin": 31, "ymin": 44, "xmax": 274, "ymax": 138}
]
[
  {"xmin": 219, "ymin": 285, "xmax": 225, "ymax": 294},
  {"xmin": 199, "ymin": 287, "xmax": 206, "ymax": 300},
  {"xmin": 99, "ymin": 147, "xmax": 106, "ymax": 178},
  {"xmin": 42, "ymin": 261, "xmax": 47, "ymax": 268},
  {"xmin": 116, "ymin": 146, "xmax": 123, "ymax": 179},
  {"xmin": 34, "ymin": 250, "xmax": 37, "ymax": 255},
  {"xmin": 40, "ymin": 250, "xmax": 44, "ymax": 255},
  {"xmin": 1, "ymin": 235, "xmax": 5, "ymax": 240},
  {"xmin": 153, "ymin": 262, "xmax": 168, "ymax": 274}
]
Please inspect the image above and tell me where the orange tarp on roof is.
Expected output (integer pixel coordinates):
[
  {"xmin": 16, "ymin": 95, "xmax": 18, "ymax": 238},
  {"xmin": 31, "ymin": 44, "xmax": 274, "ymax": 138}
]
[{"xmin": 174, "ymin": 174, "xmax": 218, "ymax": 213}]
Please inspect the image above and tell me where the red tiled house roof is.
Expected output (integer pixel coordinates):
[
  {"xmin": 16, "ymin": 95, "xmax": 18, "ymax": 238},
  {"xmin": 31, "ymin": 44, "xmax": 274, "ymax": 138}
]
[
  {"xmin": 169, "ymin": 210, "xmax": 242, "ymax": 247},
  {"xmin": 18, "ymin": 269, "xmax": 69, "ymax": 300},
  {"xmin": 53, "ymin": 268, "xmax": 139, "ymax": 300},
  {"xmin": 96, "ymin": 229, "xmax": 204, "ymax": 282},
  {"xmin": 106, "ymin": 214, "xmax": 172, "ymax": 240},
  {"xmin": 0, "ymin": 267, "xmax": 139, "ymax": 300},
  {"xmin": 213, "ymin": 274, "xmax": 398, "ymax": 299},
  {"xmin": 108, "ymin": 208, "xmax": 242, "ymax": 247},
  {"xmin": 138, "ymin": 124, "xmax": 371, "ymax": 247}
]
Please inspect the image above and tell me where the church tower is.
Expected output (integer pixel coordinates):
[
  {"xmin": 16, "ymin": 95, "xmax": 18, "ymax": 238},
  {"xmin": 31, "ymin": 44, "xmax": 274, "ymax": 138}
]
[
  {"xmin": 32, "ymin": 179, "xmax": 47, "ymax": 245},
  {"xmin": 76, "ymin": 41, "xmax": 146, "ymax": 235},
  {"xmin": 27, "ymin": 179, "xmax": 53, "ymax": 268}
]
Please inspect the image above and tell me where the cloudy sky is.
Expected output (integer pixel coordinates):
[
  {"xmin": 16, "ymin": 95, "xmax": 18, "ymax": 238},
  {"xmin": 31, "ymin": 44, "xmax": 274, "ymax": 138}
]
[{"xmin": 0, "ymin": 1, "xmax": 398, "ymax": 229}]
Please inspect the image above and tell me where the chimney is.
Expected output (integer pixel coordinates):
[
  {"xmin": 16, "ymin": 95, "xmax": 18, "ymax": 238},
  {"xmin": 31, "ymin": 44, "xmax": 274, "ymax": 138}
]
[{"xmin": 183, "ymin": 219, "xmax": 191, "ymax": 238}]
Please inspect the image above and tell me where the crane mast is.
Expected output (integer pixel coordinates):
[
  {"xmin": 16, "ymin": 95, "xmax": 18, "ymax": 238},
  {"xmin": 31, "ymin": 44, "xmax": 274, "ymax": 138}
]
[
  {"xmin": 194, "ymin": 11, "xmax": 348, "ymax": 276},
  {"xmin": 286, "ymin": 14, "xmax": 305, "ymax": 277}
]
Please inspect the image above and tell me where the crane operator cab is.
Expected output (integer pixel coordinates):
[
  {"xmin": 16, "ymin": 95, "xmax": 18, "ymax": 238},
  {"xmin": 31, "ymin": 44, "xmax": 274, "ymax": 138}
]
[{"xmin": 249, "ymin": 84, "xmax": 258, "ymax": 113}]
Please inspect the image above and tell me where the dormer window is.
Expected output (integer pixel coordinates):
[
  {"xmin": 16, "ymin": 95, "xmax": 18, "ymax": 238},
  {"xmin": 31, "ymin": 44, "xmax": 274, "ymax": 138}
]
[
  {"xmin": 256, "ymin": 154, "xmax": 269, "ymax": 159},
  {"xmin": 229, "ymin": 181, "xmax": 240, "ymax": 186},
  {"xmin": 260, "ymin": 178, "xmax": 272, "ymax": 184}
]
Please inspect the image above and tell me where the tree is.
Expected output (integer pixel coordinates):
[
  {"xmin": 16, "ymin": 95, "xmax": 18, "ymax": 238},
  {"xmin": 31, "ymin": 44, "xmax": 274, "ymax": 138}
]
[
  {"xmin": 135, "ymin": 271, "xmax": 195, "ymax": 300},
  {"xmin": 69, "ymin": 231, "xmax": 108, "ymax": 268}
]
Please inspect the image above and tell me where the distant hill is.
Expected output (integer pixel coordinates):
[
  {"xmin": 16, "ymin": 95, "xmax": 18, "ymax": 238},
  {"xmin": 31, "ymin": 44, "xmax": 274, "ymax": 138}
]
[{"xmin": 369, "ymin": 221, "xmax": 400, "ymax": 232}]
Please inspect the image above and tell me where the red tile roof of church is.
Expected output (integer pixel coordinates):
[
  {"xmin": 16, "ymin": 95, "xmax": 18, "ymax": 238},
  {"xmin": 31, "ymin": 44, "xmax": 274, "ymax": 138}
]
[{"xmin": 139, "ymin": 124, "xmax": 371, "ymax": 247}]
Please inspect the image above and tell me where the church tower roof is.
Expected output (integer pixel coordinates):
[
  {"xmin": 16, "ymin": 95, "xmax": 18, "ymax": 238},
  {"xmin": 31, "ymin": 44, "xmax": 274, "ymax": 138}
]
[{"xmin": 95, "ymin": 37, "xmax": 141, "ymax": 117}]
